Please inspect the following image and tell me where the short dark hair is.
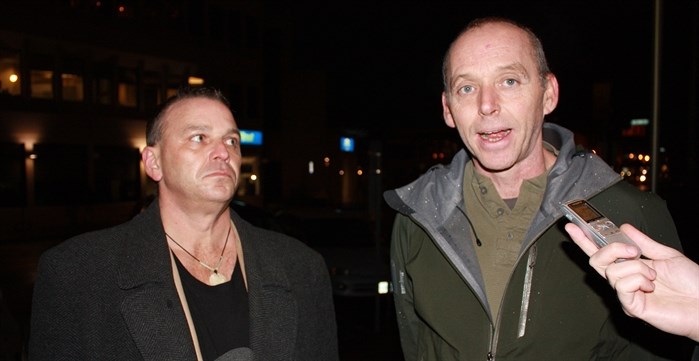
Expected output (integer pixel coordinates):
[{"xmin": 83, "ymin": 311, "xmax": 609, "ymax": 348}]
[
  {"xmin": 441, "ymin": 17, "xmax": 551, "ymax": 91},
  {"xmin": 146, "ymin": 86, "xmax": 231, "ymax": 146}
]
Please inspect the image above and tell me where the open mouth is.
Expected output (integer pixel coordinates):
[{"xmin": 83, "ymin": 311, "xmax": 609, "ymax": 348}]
[{"xmin": 478, "ymin": 129, "xmax": 511, "ymax": 142}]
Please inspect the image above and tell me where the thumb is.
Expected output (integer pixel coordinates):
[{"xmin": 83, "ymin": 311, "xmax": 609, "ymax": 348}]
[{"xmin": 619, "ymin": 224, "xmax": 682, "ymax": 260}]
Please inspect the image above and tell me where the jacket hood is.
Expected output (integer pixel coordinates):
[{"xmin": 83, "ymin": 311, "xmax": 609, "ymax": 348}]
[
  {"xmin": 384, "ymin": 122, "xmax": 621, "ymax": 223},
  {"xmin": 382, "ymin": 123, "xmax": 622, "ymax": 317}
]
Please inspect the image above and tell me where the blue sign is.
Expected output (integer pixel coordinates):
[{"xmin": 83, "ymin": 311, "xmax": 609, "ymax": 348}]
[
  {"xmin": 240, "ymin": 130, "xmax": 262, "ymax": 145},
  {"xmin": 340, "ymin": 137, "xmax": 354, "ymax": 152}
]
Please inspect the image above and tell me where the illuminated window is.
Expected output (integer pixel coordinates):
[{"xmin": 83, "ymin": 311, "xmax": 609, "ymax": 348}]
[
  {"xmin": 166, "ymin": 87, "xmax": 178, "ymax": 99},
  {"xmin": 61, "ymin": 73, "xmax": 84, "ymax": 101},
  {"xmin": 118, "ymin": 67, "xmax": 137, "ymax": 107},
  {"xmin": 118, "ymin": 83, "xmax": 137, "ymax": 107},
  {"xmin": 188, "ymin": 76, "xmax": 204, "ymax": 86},
  {"xmin": 0, "ymin": 53, "xmax": 21, "ymax": 96},
  {"xmin": 30, "ymin": 70, "xmax": 54, "ymax": 99}
]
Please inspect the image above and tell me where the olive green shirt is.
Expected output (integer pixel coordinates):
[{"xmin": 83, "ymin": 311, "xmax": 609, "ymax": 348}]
[{"xmin": 463, "ymin": 162, "xmax": 547, "ymax": 320}]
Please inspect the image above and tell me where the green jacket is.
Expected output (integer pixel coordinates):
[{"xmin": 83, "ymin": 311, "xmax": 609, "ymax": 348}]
[{"xmin": 384, "ymin": 123, "xmax": 694, "ymax": 361}]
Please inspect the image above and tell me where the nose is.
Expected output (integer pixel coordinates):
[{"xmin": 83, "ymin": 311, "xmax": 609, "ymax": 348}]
[
  {"xmin": 211, "ymin": 140, "xmax": 230, "ymax": 161},
  {"xmin": 478, "ymin": 85, "xmax": 500, "ymax": 116}
]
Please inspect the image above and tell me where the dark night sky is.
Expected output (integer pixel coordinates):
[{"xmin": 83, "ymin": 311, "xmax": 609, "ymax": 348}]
[
  {"xmin": 268, "ymin": 0, "xmax": 698, "ymax": 254},
  {"xmin": 272, "ymin": 1, "xmax": 668, "ymax": 137}
]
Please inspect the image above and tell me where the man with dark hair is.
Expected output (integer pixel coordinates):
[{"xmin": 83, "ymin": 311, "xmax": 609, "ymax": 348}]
[{"xmin": 29, "ymin": 87, "xmax": 339, "ymax": 361}]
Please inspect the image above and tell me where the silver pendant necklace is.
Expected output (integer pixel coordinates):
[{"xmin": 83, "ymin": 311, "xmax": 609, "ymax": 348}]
[{"xmin": 166, "ymin": 222, "xmax": 232, "ymax": 286}]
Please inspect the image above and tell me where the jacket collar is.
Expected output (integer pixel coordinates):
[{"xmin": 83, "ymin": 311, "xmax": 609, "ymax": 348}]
[
  {"xmin": 115, "ymin": 201, "xmax": 298, "ymax": 360},
  {"xmin": 234, "ymin": 211, "xmax": 298, "ymax": 360},
  {"xmin": 382, "ymin": 123, "xmax": 622, "ymax": 311},
  {"xmin": 385, "ymin": 123, "xmax": 620, "ymax": 221},
  {"xmin": 116, "ymin": 202, "xmax": 198, "ymax": 360}
]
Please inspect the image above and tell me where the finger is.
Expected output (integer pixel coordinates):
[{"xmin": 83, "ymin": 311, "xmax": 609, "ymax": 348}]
[
  {"xmin": 613, "ymin": 273, "xmax": 656, "ymax": 294},
  {"xmin": 619, "ymin": 224, "xmax": 683, "ymax": 259},
  {"xmin": 564, "ymin": 223, "xmax": 598, "ymax": 256},
  {"xmin": 613, "ymin": 274, "xmax": 655, "ymax": 318},
  {"xmin": 605, "ymin": 261, "xmax": 657, "ymax": 289},
  {"xmin": 588, "ymin": 241, "xmax": 642, "ymax": 270}
]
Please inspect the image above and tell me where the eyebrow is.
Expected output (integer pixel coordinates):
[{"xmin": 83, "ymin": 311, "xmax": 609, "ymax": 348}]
[
  {"xmin": 450, "ymin": 62, "xmax": 530, "ymax": 87},
  {"xmin": 499, "ymin": 62, "xmax": 530, "ymax": 79},
  {"xmin": 183, "ymin": 124, "xmax": 210, "ymax": 133},
  {"xmin": 183, "ymin": 125, "xmax": 240, "ymax": 134}
]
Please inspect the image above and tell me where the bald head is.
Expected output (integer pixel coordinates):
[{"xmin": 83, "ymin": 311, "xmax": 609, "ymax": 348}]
[{"xmin": 442, "ymin": 17, "xmax": 551, "ymax": 91}]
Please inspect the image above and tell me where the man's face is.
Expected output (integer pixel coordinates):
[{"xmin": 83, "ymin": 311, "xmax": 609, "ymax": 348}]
[
  {"xmin": 441, "ymin": 22, "xmax": 558, "ymax": 174},
  {"xmin": 145, "ymin": 97, "xmax": 242, "ymax": 206}
]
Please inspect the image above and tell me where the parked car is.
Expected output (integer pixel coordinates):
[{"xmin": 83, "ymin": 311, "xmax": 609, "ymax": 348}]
[
  {"xmin": 230, "ymin": 202, "xmax": 391, "ymax": 298},
  {"xmin": 297, "ymin": 216, "xmax": 391, "ymax": 298}
]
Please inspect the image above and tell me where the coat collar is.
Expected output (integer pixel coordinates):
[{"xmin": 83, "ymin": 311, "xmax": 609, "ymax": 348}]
[
  {"xmin": 116, "ymin": 202, "xmax": 197, "ymax": 360},
  {"xmin": 235, "ymin": 210, "xmax": 298, "ymax": 360},
  {"xmin": 115, "ymin": 200, "xmax": 298, "ymax": 360}
]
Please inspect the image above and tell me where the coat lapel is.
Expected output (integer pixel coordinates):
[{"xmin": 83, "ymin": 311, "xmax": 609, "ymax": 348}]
[
  {"xmin": 114, "ymin": 204, "xmax": 298, "ymax": 360},
  {"xmin": 117, "ymin": 203, "xmax": 198, "ymax": 361},
  {"xmin": 234, "ymin": 212, "xmax": 298, "ymax": 360}
]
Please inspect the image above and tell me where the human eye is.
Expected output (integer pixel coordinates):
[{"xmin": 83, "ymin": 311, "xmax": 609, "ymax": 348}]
[
  {"xmin": 502, "ymin": 78, "xmax": 519, "ymax": 87},
  {"xmin": 225, "ymin": 137, "xmax": 239, "ymax": 147},
  {"xmin": 457, "ymin": 84, "xmax": 475, "ymax": 95},
  {"xmin": 224, "ymin": 133, "xmax": 241, "ymax": 148},
  {"xmin": 190, "ymin": 134, "xmax": 204, "ymax": 143}
]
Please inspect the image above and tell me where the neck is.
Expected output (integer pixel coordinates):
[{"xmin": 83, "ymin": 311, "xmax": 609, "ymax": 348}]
[
  {"xmin": 476, "ymin": 148, "xmax": 556, "ymax": 199},
  {"xmin": 165, "ymin": 215, "xmax": 239, "ymax": 286},
  {"xmin": 159, "ymin": 197, "xmax": 232, "ymax": 245}
]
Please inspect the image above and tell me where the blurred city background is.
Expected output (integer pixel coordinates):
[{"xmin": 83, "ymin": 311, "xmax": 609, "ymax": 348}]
[{"xmin": 0, "ymin": 0, "xmax": 697, "ymax": 360}]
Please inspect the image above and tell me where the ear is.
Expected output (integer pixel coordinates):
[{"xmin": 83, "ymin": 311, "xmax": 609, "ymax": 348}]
[
  {"xmin": 141, "ymin": 146, "xmax": 163, "ymax": 182},
  {"xmin": 542, "ymin": 73, "xmax": 559, "ymax": 115},
  {"xmin": 442, "ymin": 92, "xmax": 456, "ymax": 128}
]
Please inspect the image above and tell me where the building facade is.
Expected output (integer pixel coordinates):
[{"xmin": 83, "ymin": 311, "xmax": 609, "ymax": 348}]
[{"xmin": 0, "ymin": 0, "xmax": 271, "ymax": 242}]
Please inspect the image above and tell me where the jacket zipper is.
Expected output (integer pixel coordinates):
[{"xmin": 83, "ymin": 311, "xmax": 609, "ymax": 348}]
[{"xmin": 490, "ymin": 226, "xmax": 545, "ymax": 360}]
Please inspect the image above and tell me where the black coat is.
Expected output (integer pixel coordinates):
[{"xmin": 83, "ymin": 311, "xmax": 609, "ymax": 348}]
[{"xmin": 29, "ymin": 201, "xmax": 339, "ymax": 361}]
